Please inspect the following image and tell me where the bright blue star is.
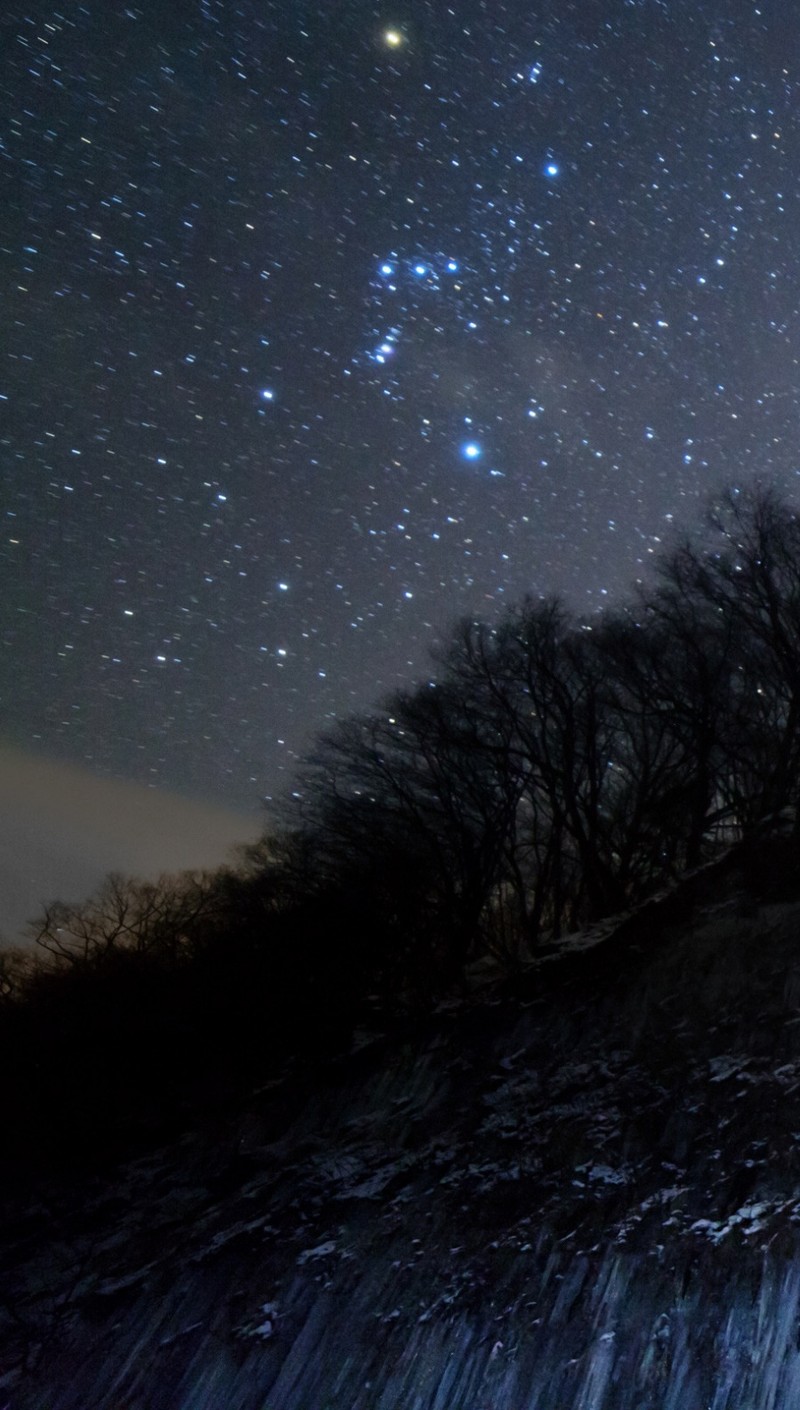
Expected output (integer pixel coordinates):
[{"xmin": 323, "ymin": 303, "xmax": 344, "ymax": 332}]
[
  {"xmin": 461, "ymin": 441, "xmax": 482, "ymax": 460},
  {"xmin": 260, "ymin": 388, "xmax": 275, "ymax": 401},
  {"xmin": 380, "ymin": 262, "xmax": 395, "ymax": 277},
  {"xmin": 414, "ymin": 263, "xmax": 428, "ymax": 276},
  {"xmin": 446, "ymin": 260, "xmax": 459, "ymax": 273},
  {"xmin": 545, "ymin": 162, "xmax": 560, "ymax": 177}
]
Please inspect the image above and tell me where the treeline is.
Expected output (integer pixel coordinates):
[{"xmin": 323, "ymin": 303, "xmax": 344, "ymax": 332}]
[
  {"xmin": 0, "ymin": 856, "xmax": 366, "ymax": 1170},
  {"xmin": 285, "ymin": 482, "xmax": 800, "ymax": 983},
  {"xmin": 3, "ymin": 482, "xmax": 800, "ymax": 1170}
]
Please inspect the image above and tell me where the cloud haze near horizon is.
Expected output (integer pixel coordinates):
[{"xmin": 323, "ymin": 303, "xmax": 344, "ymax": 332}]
[{"xmin": 0, "ymin": 747, "xmax": 261, "ymax": 945}]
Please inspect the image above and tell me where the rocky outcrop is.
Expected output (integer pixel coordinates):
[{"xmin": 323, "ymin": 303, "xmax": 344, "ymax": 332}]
[{"xmin": 5, "ymin": 836, "xmax": 800, "ymax": 1408}]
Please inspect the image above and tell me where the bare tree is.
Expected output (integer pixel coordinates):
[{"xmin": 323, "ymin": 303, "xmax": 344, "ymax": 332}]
[
  {"xmin": 28, "ymin": 870, "xmax": 219, "ymax": 971},
  {"xmin": 652, "ymin": 484, "xmax": 800, "ymax": 827},
  {"xmin": 292, "ymin": 671, "xmax": 519, "ymax": 985}
]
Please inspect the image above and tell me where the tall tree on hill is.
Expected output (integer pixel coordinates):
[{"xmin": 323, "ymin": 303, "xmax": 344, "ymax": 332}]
[
  {"xmin": 443, "ymin": 599, "xmax": 628, "ymax": 936},
  {"xmin": 599, "ymin": 566, "xmax": 739, "ymax": 873},
  {"xmin": 290, "ymin": 672, "xmax": 523, "ymax": 990},
  {"xmin": 658, "ymin": 484, "xmax": 800, "ymax": 827}
]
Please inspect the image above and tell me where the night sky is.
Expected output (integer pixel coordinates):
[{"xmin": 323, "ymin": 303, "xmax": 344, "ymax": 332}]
[{"xmin": 2, "ymin": 0, "xmax": 797, "ymax": 817}]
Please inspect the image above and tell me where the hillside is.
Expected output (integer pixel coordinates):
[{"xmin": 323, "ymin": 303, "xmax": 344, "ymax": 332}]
[{"xmin": 4, "ymin": 828, "xmax": 800, "ymax": 1407}]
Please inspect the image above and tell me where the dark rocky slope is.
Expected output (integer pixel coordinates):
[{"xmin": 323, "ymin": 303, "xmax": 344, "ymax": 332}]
[{"xmin": 5, "ymin": 832, "xmax": 800, "ymax": 1408}]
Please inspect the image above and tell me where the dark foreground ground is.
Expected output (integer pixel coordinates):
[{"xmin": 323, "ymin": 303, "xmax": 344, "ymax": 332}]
[{"xmin": 4, "ymin": 834, "xmax": 800, "ymax": 1408}]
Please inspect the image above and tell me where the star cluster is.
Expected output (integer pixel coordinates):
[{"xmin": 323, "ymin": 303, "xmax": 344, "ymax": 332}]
[{"xmin": 2, "ymin": 0, "xmax": 799, "ymax": 809}]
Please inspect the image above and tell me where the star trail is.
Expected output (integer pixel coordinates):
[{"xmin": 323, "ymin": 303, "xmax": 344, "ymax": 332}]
[{"xmin": 2, "ymin": 0, "xmax": 798, "ymax": 812}]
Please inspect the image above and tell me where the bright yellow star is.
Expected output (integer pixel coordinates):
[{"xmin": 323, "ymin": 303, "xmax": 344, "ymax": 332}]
[{"xmin": 383, "ymin": 28, "xmax": 404, "ymax": 48}]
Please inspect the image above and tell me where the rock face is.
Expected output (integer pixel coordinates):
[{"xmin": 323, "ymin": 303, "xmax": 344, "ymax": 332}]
[{"xmin": 5, "ymin": 835, "xmax": 800, "ymax": 1408}]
